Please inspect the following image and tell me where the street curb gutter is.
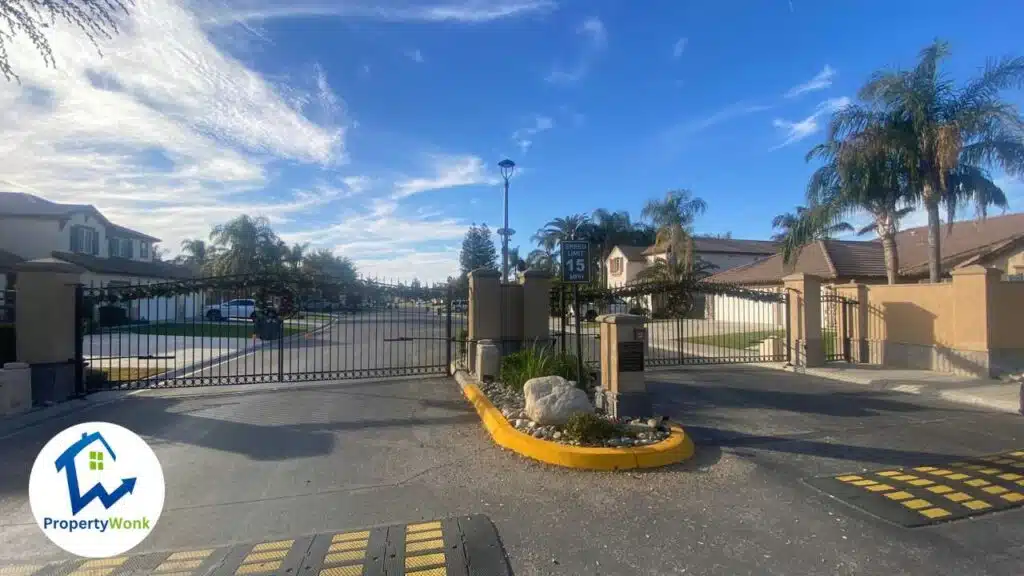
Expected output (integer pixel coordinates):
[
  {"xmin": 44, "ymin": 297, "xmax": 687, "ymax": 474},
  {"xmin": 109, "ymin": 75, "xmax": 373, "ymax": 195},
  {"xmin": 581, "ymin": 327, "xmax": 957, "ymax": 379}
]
[{"xmin": 454, "ymin": 370, "xmax": 694, "ymax": 470}]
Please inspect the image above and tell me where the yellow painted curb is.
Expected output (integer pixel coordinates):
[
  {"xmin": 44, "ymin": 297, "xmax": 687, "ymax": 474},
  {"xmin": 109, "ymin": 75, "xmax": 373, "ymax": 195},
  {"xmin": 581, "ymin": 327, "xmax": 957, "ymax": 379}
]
[{"xmin": 457, "ymin": 372, "xmax": 694, "ymax": 470}]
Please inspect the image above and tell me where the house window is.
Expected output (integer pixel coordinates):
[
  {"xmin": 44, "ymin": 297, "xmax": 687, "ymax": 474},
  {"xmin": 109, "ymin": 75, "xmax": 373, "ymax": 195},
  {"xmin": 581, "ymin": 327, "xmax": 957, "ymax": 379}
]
[
  {"xmin": 108, "ymin": 237, "xmax": 134, "ymax": 258},
  {"xmin": 89, "ymin": 450, "xmax": 104, "ymax": 471},
  {"xmin": 610, "ymin": 257, "xmax": 623, "ymax": 275},
  {"xmin": 71, "ymin": 226, "xmax": 99, "ymax": 255},
  {"xmin": 140, "ymin": 242, "xmax": 150, "ymax": 259}
]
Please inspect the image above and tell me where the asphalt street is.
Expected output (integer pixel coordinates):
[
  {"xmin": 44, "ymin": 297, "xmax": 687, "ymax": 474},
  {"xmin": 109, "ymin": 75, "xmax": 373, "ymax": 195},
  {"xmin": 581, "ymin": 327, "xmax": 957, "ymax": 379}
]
[{"xmin": 1, "ymin": 361, "xmax": 1022, "ymax": 574}]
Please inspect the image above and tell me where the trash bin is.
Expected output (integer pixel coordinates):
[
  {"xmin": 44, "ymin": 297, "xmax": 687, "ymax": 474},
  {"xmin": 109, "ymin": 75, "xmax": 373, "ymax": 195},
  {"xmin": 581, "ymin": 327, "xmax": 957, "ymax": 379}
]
[{"xmin": 255, "ymin": 317, "xmax": 284, "ymax": 340}]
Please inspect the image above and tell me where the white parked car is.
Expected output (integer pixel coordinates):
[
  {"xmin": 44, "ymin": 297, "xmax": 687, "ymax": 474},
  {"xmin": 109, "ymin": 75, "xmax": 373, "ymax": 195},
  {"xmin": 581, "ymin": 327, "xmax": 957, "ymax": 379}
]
[{"xmin": 204, "ymin": 299, "xmax": 256, "ymax": 321}]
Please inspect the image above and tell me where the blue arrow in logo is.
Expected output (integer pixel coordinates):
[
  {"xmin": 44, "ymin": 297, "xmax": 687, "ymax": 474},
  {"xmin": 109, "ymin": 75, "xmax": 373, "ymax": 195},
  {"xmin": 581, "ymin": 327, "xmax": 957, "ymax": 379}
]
[{"xmin": 54, "ymin": 432, "xmax": 137, "ymax": 516}]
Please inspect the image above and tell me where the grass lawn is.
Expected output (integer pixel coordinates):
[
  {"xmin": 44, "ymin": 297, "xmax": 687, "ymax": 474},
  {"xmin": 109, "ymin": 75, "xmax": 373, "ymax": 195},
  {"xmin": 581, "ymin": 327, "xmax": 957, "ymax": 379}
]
[
  {"xmin": 682, "ymin": 330, "xmax": 785, "ymax": 350},
  {"xmin": 107, "ymin": 322, "xmax": 306, "ymax": 339},
  {"xmin": 94, "ymin": 366, "xmax": 166, "ymax": 382},
  {"xmin": 681, "ymin": 329, "xmax": 840, "ymax": 356}
]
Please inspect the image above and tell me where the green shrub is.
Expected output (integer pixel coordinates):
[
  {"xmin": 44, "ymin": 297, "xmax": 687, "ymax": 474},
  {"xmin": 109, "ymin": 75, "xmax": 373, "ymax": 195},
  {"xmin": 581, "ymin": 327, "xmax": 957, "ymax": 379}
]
[
  {"xmin": 456, "ymin": 328, "xmax": 469, "ymax": 358},
  {"xmin": 85, "ymin": 368, "xmax": 109, "ymax": 391},
  {"xmin": 562, "ymin": 413, "xmax": 623, "ymax": 444},
  {"xmin": 499, "ymin": 345, "xmax": 590, "ymax": 391}
]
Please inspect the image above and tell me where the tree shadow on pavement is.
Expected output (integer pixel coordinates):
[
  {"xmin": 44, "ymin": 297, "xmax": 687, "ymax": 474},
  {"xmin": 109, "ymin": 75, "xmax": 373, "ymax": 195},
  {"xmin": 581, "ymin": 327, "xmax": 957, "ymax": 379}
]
[{"xmin": 0, "ymin": 378, "xmax": 477, "ymax": 497}]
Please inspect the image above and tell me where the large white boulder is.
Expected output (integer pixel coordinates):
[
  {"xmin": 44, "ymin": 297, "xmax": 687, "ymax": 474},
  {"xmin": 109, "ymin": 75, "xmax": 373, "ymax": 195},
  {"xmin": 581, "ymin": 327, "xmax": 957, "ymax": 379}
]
[{"xmin": 523, "ymin": 375, "xmax": 593, "ymax": 426}]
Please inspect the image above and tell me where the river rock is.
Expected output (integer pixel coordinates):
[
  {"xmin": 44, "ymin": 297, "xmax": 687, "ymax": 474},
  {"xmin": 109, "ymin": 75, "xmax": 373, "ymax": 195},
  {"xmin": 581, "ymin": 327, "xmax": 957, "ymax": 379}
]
[{"xmin": 523, "ymin": 376, "xmax": 594, "ymax": 426}]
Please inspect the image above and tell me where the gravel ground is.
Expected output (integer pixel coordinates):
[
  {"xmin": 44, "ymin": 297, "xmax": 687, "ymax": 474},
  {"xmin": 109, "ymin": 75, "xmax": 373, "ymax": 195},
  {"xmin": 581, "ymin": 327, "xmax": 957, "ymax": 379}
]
[{"xmin": 478, "ymin": 379, "xmax": 671, "ymax": 447}]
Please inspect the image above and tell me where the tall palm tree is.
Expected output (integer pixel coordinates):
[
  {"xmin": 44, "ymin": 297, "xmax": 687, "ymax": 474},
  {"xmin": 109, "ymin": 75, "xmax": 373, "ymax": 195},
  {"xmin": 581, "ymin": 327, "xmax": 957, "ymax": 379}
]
[
  {"xmin": 532, "ymin": 214, "xmax": 591, "ymax": 253},
  {"xmin": 795, "ymin": 139, "xmax": 915, "ymax": 284},
  {"xmin": 771, "ymin": 206, "xmax": 853, "ymax": 241},
  {"xmin": 828, "ymin": 40, "xmax": 1024, "ymax": 282},
  {"xmin": 209, "ymin": 215, "xmax": 280, "ymax": 275},
  {"xmin": 640, "ymin": 189, "xmax": 707, "ymax": 270},
  {"xmin": 590, "ymin": 209, "xmax": 640, "ymax": 286},
  {"xmin": 506, "ymin": 246, "xmax": 527, "ymax": 280},
  {"xmin": 178, "ymin": 238, "xmax": 215, "ymax": 270},
  {"xmin": 526, "ymin": 249, "xmax": 557, "ymax": 274}
]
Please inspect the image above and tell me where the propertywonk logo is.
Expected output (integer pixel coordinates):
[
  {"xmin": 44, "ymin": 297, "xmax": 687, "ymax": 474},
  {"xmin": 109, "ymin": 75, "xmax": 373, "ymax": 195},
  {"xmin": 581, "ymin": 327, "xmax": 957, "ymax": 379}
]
[{"xmin": 29, "ymin": 422, "xmax": 165, "ymax": 558}]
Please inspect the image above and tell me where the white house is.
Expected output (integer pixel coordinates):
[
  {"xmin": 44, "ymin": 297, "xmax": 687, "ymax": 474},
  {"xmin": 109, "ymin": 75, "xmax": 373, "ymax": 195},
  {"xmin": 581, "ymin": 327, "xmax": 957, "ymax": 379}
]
[
  {"xmin": 0, "ymin": 192, "xmax": 198, "ymax": 321},
  {"xmin": 606, "ymin": 237, "xmax": 777, "ymax": 288}
]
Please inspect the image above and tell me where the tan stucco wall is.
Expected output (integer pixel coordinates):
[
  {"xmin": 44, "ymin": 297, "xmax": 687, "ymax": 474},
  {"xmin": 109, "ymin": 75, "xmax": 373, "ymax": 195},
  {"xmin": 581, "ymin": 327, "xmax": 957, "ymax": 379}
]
[
  {"xmin": 861, "ymin": 283, "xmax": 957, "ymax": 348},
  {"xmin": 0, "ymin": 213, "xmax": 155, "ymax": 262},
  {"xmin": 981, "ymin": 245, "xmax": 1024, "ymax": 278},
  {"xmin": 990, "ymin": 280, "xmax": 1024, "ymax": 349}
]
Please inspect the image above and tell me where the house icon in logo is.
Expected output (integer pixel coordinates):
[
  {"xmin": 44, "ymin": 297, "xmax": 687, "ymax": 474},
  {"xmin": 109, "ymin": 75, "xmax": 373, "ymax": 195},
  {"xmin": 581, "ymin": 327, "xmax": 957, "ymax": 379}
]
[{"xmin": 54, "ymin": 432, "xmax": 137, "ymax": 516}]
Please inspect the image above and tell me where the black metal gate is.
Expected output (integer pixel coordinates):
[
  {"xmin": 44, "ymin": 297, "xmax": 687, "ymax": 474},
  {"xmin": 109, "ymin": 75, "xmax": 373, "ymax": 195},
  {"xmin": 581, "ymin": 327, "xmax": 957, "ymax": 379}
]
[
  {"xmin": 76, "ymin": 273, "xmax": 465, "ymax": 390},
  {"xmin": 821, "ymin": 287, "xmax": 854, "ymax": 362},
  {"xmin": 552, "ymin": 279, "xmax": 790, "ymax": 369}
]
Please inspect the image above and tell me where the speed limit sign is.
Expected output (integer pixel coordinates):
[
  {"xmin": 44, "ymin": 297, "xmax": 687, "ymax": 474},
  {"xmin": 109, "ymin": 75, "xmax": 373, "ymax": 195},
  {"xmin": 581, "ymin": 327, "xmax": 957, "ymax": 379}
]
[{"xmin": 560, "ymin": 240, "xmax": 590, "ymax": 283}]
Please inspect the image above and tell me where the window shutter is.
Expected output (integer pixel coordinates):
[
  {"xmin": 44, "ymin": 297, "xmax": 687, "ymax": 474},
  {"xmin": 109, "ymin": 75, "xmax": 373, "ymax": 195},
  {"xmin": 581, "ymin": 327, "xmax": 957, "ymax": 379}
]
[
  {"xmin": 126, "ymin": 240, "xmax": 134, "ymax": 259},
  {"xmin": 91, "ymin": 230, "xmax": 99, "ymax": 255},
  {"xmin": 109, "ymin": 238, "xmax": 118, "ymax": 257},
  {"xmin": 70, "ymin": 226, "xmax": 80, "ymax": 252}
]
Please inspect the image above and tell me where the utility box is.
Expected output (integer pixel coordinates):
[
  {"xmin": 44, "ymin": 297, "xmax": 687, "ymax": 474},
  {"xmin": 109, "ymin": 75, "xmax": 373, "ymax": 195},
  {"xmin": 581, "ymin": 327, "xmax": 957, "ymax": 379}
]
[{"xmin": 595, "ymin": 314, "xmax": 651, "ymax": 418}]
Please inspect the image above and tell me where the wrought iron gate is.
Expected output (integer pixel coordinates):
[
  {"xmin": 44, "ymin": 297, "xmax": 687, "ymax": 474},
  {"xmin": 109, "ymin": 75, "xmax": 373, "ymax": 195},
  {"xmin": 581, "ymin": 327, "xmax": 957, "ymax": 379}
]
[
  {"xmin": 821, "ymin": 287, "xmax": 855, "ymax": 362},
  {"xmin": 552, "ymin": 279, "xmax": 790, "ymax": 369},
  {"xmin": 76, "ymin": 273, "xmax": 465, "ymax": 390}
]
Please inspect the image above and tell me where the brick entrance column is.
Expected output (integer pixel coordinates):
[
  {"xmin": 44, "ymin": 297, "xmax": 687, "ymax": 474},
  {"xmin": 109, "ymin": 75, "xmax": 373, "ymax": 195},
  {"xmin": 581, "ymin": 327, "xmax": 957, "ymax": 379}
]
[{"xmin": 783, "ymin": 273, "xmax": 824, "ymax": 368}]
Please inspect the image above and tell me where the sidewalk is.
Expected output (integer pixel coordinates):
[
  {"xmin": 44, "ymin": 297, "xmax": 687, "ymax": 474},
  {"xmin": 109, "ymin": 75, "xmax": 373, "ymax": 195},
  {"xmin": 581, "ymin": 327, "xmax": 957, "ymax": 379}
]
[{"xmin": 761, "ymin": 363, "xmax": 1023, "ymax": 415}]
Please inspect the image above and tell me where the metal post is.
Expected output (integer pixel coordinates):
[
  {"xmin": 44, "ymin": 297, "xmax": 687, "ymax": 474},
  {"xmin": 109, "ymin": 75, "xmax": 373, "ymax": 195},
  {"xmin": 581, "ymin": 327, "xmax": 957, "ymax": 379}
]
[
  {"xmin": 559, "ymin": 287, "xmax": 566, "ymax": 356},
  {"xmin": 785, "ymin": 289, "xmax": 792, "ymax": 365},
  {"xmin": 445, "ymin": 286, "xmax": 453, "ymax": 374},
  {"xmin": 573, "ymin": 283, "xmax": 583, "ymax": 387},
  {"xmin": 277, "ymin": 321, "xmax": 285, "ymax": 382},
  {"xmin": 502, "ymin": 178, "xmax": 509, "ymax": 284},
  {"xmin": 842, "ymin": 299, "xmax": 851, "ymax": 363},
  {"xmin": 73, "ymin": 283, "xmax": 85, "ymax": 396}
]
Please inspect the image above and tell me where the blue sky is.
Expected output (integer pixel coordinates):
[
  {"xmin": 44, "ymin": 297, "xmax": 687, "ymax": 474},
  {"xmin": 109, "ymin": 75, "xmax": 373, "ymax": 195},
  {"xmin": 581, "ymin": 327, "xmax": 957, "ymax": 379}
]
[{"xmin": 1, "ymin": 0, "xmax": 1022, "ymax": 282}]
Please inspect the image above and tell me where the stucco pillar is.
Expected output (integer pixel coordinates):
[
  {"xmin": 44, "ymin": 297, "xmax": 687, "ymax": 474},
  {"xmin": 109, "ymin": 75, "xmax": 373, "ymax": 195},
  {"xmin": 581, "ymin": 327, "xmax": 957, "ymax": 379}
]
[
  {"xmin": 783, "ymin": 273, "xmax": 824, "ymax": 368},
  {"xmin": 948, "ymin": 265, "xmax": 1000, "ymax": 377},
  {"xmin": 468, "ymin": 268, "xmax": 501, "ymax": 373},
  {"xmin": 15, "ymin": 258, "xmax": 84, "ymax": 405},
  {"xmin": 520, "ymin": 270, "xmax": 552, "ymax": 349},
  {"xmin": 595, "ymin": 314, "xmax": 650, "ymax": 418}
]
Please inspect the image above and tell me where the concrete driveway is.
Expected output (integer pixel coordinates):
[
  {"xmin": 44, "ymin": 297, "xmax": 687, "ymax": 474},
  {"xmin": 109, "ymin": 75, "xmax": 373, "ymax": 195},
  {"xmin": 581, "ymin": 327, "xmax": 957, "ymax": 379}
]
[{"xmin": 1, "ymin": 366, "xmax": 1022, "ymax": 575}]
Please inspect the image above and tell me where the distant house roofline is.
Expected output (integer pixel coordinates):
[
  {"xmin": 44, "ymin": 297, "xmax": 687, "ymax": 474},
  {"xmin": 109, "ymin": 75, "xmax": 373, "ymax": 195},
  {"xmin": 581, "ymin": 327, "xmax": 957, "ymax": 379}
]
[{"xmin": 0, "ymin": 192, "xmax": 160, "ymax": 243}]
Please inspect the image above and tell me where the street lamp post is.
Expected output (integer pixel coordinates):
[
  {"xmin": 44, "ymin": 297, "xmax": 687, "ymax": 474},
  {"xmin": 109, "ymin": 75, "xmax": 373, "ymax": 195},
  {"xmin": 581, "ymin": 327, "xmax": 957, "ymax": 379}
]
[{"xmin": 498, "ymin": 159, "xmax": 516, "ymax": 283}]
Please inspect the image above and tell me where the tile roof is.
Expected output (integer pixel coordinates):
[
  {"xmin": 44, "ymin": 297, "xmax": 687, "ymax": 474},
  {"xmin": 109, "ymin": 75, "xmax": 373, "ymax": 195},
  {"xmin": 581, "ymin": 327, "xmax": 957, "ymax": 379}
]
[
  {"xmin": 52, "ymin": 251, "xmax": 194, "ymax": 279},
  {"xmin": 641, "ymin": 237, "xmax": 778, "ymax": 256},
  {"xmin": 707, "ymin": 211, "xmax": 1024, "ymax": 285},
  {"xmin": 0, "ymin": 249, "xmax": 23, "ymax": 271},
  {"xmin": 613, "ymin": 245, "xmax": 647, "ymax": 262},
  {"xmin": 0, "ymin": 192, "xmax": 159, "ymax": 242}
]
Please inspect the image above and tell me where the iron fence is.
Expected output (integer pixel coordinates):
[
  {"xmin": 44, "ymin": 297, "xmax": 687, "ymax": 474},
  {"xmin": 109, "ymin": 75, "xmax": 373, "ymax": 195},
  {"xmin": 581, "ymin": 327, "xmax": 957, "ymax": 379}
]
[
  {"xmin": 552, "ymin": 279, "xmax": 790, "ymax": 369},
  {"xmin": 821, "ymin": 285, "xmax": 855, "ymax": 362},
  {"xmin": 77, "ymin": 273, "xmax": 465, "ymax": 391}
]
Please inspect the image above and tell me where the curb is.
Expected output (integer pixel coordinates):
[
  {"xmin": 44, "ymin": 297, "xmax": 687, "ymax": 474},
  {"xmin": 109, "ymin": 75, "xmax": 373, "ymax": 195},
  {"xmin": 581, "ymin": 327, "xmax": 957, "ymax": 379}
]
[{"xmin": 454, "ymin": 370, "xmax": 694, "ymax": 470}]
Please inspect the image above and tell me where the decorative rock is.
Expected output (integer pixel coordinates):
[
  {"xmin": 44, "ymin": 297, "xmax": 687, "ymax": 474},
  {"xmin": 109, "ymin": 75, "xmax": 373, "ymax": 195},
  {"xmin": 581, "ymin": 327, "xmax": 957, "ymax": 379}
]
[
  {"xmin": 647, "ymin": 418, "xmax": 660, "ymax": 428},
  {"xmin": 523, "ymin": 375, "xmax": 594, "ymax": 426},
  {"xmin": 514, "ymin": 419, "xmax": 525, "ymax": 428},
  {"xmin": 553, "ymin": 431, "xmax": 563, "ymax": 440},
  {"xmin": 527, "ymin": 420, "xmax": 538, "ymax": 429},
  {"xmin": 533, "ymin": 429, "xmax": 544, "ymax": 438}
]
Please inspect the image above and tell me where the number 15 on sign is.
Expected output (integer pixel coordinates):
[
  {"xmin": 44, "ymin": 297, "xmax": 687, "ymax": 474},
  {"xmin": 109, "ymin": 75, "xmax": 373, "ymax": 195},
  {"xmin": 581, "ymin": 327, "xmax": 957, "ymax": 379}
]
[{"xmin": 560, "ymin": 240, "xmax": 590, "ymax": 283}]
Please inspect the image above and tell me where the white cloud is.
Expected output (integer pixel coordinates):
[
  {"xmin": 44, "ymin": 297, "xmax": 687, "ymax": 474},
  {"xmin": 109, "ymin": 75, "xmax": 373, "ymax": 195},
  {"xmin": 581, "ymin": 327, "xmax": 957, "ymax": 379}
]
[
  {"xmin": 512, "ymin": 115, "xmax": 554, "ymax": 153},
  {"xmin": 406, "ymin": 49, "xmax": 425, "ymax": 63},
  {"xmin": 671, "ymin": 37, "xmax": 688, "ymax": 60},
  {"xmin": 785, "ymin": 65, "xmax": 835, "ymax": 99},
  {"xmin": 662, "ymin": 101, "xmax": 771, "ymax": 145},
  {"xmin": 546, "ymin": 16, "xmax": 606, "ymax": 85},
  {"xmin": 200, "ymin": 0, "xmax": 557, "ymax": 25},
  {"xmin": 392, "ymin": 155, "xmax": 497, "ymax": 199},
  {"xmin": 0, "ymin": 0, "xmax": 487, "ymax": 283},
  {"xmin": 771, "ymin": 96, "xmax": 850, "ymax": 149}
]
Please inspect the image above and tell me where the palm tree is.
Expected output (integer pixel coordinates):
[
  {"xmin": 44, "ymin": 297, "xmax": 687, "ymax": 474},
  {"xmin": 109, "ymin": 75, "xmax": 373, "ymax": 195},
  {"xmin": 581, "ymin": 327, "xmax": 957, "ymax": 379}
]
[
  {"xmin": 303, "ymin": 248, "xmax": 358, "ymax": 283},
  {"xmin": 209, "ymin": 215, "xmax": 280, "ymax": 275},
  {"xmin": 532, "ymin": 214, "xmax": 591, "ymax": 253},
  {"xmin": 506, "ymin": 246, "xmax": 528, "ymax": 280},
  {"xmin": 828, "ymin": 40, "xmax": 1024, "ymax": 282},
  {"xmin": 794, "ymin": 139, "xmax": 915, "ymax": 284},
  {"xmin": 771, "ymin": 206, "xmax": 853, "ymax": 241},
  {"xmin": 640, "ymin": 189, "xmax": 707, "ymax": 271},
  {"xmin": 178, "ymin": 238, "xmax": 213, "ymax": 268},
  {"xmin": 526, "ymin": 249, "xmax": 557, "ymax": 274},
  {"xmin": 590, "ymin": 209, "xmax": 640, "ymax": 286}
]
